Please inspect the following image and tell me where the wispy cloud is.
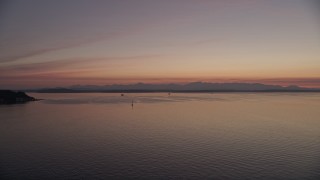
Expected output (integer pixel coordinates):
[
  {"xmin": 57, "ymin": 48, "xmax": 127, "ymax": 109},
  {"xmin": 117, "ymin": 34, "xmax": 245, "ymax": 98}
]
[
  {"xmin": 0, "ymin": 33, "xmax": 125, "ymax": 63},
  {"xmin": 0, "ymin": 54, "xmax": 162, "ymax": 76}
]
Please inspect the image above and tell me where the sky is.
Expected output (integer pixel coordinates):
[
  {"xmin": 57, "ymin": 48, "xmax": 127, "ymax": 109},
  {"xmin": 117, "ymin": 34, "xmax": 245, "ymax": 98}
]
[{"xmin": 0, "ymin": 0, "xmax": 320, "ymax": 89}]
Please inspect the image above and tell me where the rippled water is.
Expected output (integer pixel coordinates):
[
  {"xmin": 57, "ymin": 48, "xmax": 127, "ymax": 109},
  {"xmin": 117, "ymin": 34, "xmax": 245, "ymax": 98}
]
[{"xmin": 1, "ymin": 93, "xmax": 320, "ymax": 179}]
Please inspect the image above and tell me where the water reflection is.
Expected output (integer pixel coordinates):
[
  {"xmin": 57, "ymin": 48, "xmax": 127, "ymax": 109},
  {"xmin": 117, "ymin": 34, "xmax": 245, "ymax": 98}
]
[
  {"xmin": 40, "ymin": 93, "xmax": 237, "ymax": 104},
  {"xmin": 1, "ymin": 93, "xmax": 320, "ymax": 179}
]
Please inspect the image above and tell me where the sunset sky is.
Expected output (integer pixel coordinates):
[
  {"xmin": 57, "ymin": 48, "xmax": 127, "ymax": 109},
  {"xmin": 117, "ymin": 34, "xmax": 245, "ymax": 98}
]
[{"xmin": 0, "ymin": 0, "xmax": 319, "ymax": 89}]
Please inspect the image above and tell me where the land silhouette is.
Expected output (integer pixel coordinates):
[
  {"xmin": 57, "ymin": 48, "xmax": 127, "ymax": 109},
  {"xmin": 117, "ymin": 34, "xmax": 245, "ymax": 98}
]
[
  {"xmin": 30, "ymin": 82, "xmax": 320, "ymax": 93},
  {"xmin": 0, "ymin": 90, "xmax": 37, "ymax": 104}
]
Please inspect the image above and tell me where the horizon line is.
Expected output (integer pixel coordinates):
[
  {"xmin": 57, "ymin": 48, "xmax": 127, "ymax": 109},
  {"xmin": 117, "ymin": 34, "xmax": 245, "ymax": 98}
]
[{"xmin": 13, "ymin": 81, "xmax": 320, "ymax": 91}]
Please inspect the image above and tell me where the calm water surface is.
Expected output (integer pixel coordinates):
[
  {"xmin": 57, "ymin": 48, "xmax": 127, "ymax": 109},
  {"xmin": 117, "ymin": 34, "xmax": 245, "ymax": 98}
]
[{"xmin": 1, "ymin": 93, "xmax": 320, "ymax": 179}]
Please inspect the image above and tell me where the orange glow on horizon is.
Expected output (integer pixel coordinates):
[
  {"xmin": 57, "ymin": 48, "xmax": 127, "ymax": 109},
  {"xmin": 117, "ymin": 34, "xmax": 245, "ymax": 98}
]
[{"xmin": 0, "ymin": 0, "xmax": 319, "ymax": 89}]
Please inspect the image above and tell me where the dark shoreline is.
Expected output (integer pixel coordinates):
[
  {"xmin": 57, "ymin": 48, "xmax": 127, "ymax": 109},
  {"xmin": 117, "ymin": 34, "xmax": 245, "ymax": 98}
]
[
  {"xmin": 0, "ymin": 90, "xmax": 40, "ymax": 104},
  {"xmin": 29, "ymin": 89, "xmax": 320, "ymax": 93}
]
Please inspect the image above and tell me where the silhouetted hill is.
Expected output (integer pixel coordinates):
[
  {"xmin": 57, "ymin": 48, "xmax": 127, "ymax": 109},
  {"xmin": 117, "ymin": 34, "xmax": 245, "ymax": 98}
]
[
  {"xmin": 0, "ymin": 90, "xmax": 36, "ymax": 104},
  {"xmin": 32, "ymin": 82, "xmax": 320, "ymax": 93}
]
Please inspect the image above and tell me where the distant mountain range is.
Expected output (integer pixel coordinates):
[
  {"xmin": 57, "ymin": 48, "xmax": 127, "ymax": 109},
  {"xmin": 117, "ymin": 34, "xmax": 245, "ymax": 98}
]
[{"xmin": 30, "ymin": 82, "xmax": 320, "ymax": 93}]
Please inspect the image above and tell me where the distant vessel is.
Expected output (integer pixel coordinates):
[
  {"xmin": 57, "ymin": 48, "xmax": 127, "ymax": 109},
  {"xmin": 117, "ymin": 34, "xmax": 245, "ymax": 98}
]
[{"xmin": 121, "ymin": 94, "xmax": 124, "ymax": 96}]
